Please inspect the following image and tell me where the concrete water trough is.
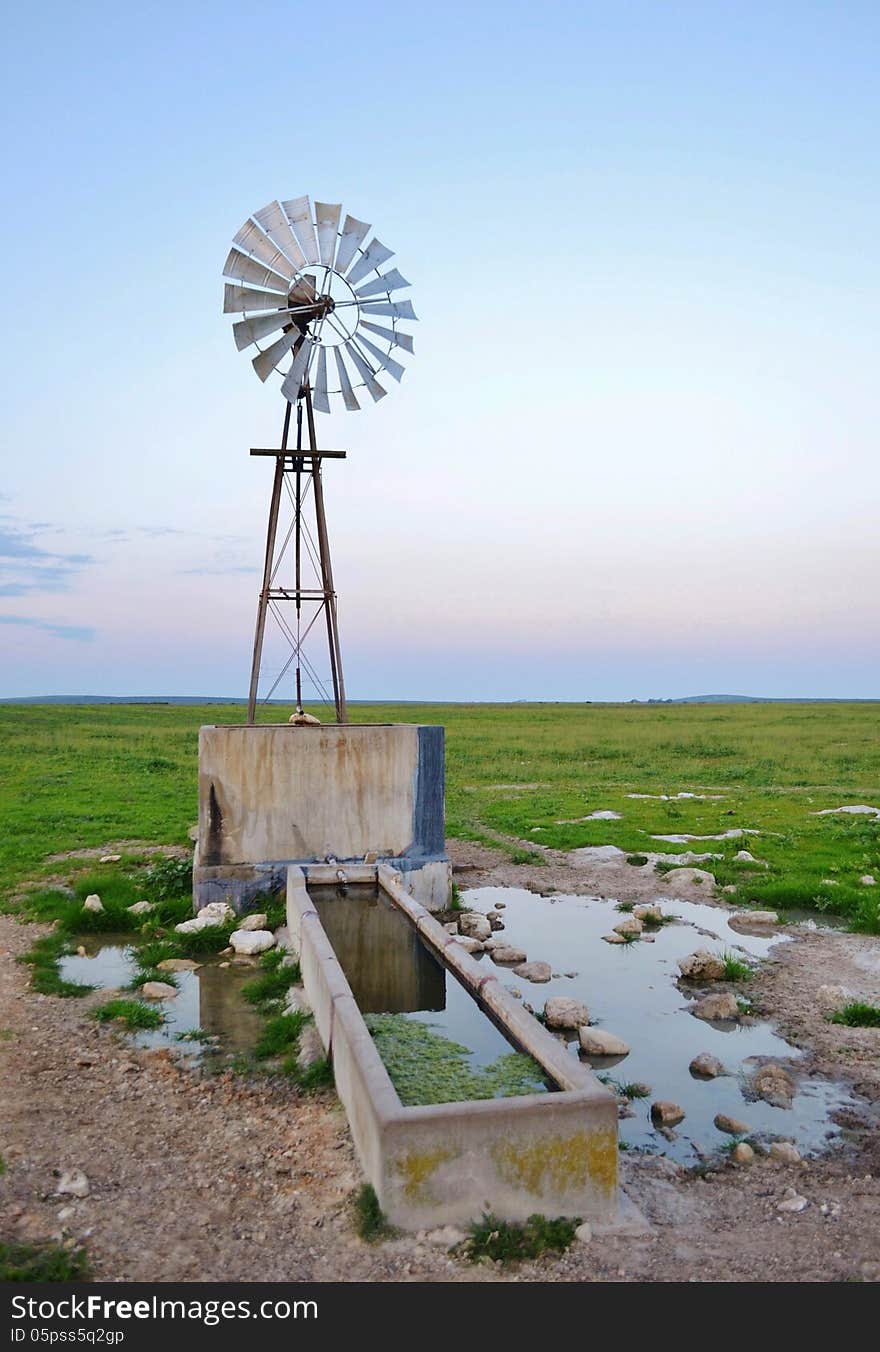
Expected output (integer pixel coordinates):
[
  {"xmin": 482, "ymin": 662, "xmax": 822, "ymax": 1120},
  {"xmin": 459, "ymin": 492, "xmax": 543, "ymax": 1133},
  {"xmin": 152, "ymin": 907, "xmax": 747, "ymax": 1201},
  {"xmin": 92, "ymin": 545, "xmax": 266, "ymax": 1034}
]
[{"xmin": 286, "ymin": 863, "xmax": 619, "ymax": 1231}]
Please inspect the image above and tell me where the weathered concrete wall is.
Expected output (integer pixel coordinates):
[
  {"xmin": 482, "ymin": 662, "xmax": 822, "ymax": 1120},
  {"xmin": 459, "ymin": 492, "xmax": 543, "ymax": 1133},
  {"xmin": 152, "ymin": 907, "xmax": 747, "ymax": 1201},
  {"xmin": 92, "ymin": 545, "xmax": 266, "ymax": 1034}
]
[
  {"xmin": 195, "ymin": 724, "xmax": 448, "ymax": 911},
  {"xmin": 287, "ymin": 866, "xmax": 620, "ymax": 1230}
]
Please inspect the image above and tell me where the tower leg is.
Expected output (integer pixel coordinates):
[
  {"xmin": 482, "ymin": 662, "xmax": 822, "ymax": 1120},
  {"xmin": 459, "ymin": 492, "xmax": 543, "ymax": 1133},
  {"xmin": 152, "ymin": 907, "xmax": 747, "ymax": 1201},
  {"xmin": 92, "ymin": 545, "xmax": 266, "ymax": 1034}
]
[
  {"xmin": 247, "ymin": 402, "xmax": 291, "ymax": 724},
  {"xmin": 305, "ymin": 389, "xmax": 347, "ymax": 723}
]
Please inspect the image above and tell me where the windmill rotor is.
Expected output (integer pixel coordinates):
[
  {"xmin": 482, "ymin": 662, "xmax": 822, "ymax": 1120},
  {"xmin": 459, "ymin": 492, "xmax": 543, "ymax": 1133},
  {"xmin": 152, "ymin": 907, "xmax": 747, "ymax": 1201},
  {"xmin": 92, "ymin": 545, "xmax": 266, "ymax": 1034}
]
[{"xmin": 223, "ymin": 195, "xmax": 417, "ymax": 413}]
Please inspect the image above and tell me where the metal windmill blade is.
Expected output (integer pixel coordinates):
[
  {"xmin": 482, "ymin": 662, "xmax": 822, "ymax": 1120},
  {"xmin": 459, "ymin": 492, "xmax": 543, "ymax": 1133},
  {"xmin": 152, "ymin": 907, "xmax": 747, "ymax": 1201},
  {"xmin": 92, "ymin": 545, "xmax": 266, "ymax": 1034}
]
[{"xmin": 224, "ymin": 193, "xmax": 416, "ymax": 413}]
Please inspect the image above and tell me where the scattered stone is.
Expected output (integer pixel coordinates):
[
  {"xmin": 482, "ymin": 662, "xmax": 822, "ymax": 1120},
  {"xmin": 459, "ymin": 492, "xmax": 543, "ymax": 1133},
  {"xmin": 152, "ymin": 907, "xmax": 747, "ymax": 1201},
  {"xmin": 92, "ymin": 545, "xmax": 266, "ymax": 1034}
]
[
  {"xmin": 633, "ymin": 904, "xmax": 664, "ymax": 924},
  {"xmin": 175, "ymin": 902, "xmax": 234, "ymax": 935},
  {"xmin": 487, "ymin": 910, "xmax": 500, "ymax": 921},
  {"xmin": 156, "ymin": 958, "xmax": 200, "ymax": 973},
  {"xmin": 289, "ymin": 710, "xmax": 321, "ymax": 725},
  {"xmin": 285, "ymin": 986, "xmax": 311, "ymax": 1015},
  {"xmin": 574, "ymin": 1222, "xmax": 592, "ymax": 1244},
  {"xmin": 425, "ymin": 1225, "xmax": 467, "ymax": 1248},
  {"xmin": 219, "ymin": 946, "xmax": 234, "ymax": 957},
  {"xmin": 860, "ymin": 875, "xmax": 877, "ymax": 886},
  {"xmin": 127, "ymin": 901, "xmax": 153, "ymax": 916},
  {"xmin": 140, "ymin": 981, "xmax": 177, "ymax": 1000},
  {"xmin": 458, "ymin": 912, "xmax": 491, "ymax": 942},
  {"xmin": 238, "ymin": 912, "xmax": 268, "ymax": 932},
  {"xmin": 602, "ymin": 933, "xmax": 627, "ymax": 945},
  {"xmin": 722, "ymin": 884, "xmax": 737, "ymax": 894},
  {"xmin": 734, "ymin": 849, "xmax": 756, "ymax": 862},
  {"xmin": 488, "ymin": 916, "xmax": 505, "ymax": 931},
  {"xmin": 734, "ymin": 909, "xmax": 778, "ymax": 926},
  {"xmin": 544, "ymin": 996, "xmax": 590, "ymax": 1030},
  {"xmin": 613, "ymin": 916, "xmax": 643, "ymax": 938},
  {"xmin": 99, "ymin": 854, "xmax": 122, "ymax": 863},
  {"xmin": 443, "ymin": 922, "xmax": 457, "ymax": 934},
  {"xmin": 715, "ymin": 1113, "xmax": 751, "ymax": 1135},
  {"xmin": 817, "ymin": 983, "xmax": 852, "ymax": 1009},
  {"xmin": 230, "ymin": 929, "xmax": 275, "ymax": 956},
  {"xmin": 512, "ymin": 960, "xmax": 552, "ymax": 983},
  {"xmin": 495, "ymin": 900, "xmax": 506, "ymax": 909},
  {"xmin": 74, "ymin": 1052, "xmax": 95, "ymax": 1068},
  {"xmin": 297, "ymin": 1023, "xmax": 324, "ymax": 1069},
  {"xmin": 491, "ymin": 945, "xmax": 527, "ymax": 965},
  {"xmin": 777, "ymin": 1187, "xmax": 809, "ymax": 1213},
  {"xmin": 691, "ymin": 992, "xmax": 740, "ymax": 1022},
  {"xmin": 57, "ymin": 1206, "xmax": 75, "ymax": 1222},
  {"xmin": 273, "ymin": 925, "xmax": 292, "ymax": 951},
  {"xmin": 753, "ymin": 1062, "xmax": 795, "ymax": 1108},
  {"xmin": 454, "ymin": 935, "xmax": 484, "ymax": 955},
  {"xmin": 651, "ymin": 1101, "xmax": 685, "ymax": 1127},
  {"xmin": 579, "ymin": 1027, "xmax": 630, "ymax": 1057},
  {"xmin": 56, "ymin": 1170, "xmax": 90, "ymax": 1199},
  {"xmin": 731, "ymin": 1142, "xmax": 755, "ymax": 1164},
  {"xmin": 769, "ymin": 1142, "xmax": 801, "ymax": 1164},
  {"xmin": 678, "ymin": 949, "xmax": 726, "ymax": 981},
  {"xmin": 82, "ymin": 895, "xmax": 104, "ymax": 913},
  {"xmin": 690, "ymin": 1052, "xmax": 724, "ymax": 1078},
  {"xmin": 659, "ymin": 867, "xmax": 716, "ymax": 894}
]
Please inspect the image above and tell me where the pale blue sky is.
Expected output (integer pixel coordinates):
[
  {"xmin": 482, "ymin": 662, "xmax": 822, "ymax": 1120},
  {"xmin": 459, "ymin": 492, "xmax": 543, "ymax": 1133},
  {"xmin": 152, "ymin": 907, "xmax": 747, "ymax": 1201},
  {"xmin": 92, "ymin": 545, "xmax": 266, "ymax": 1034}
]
[{"xmin": 1, "ymin": 1, "xmax": 878, "ymax": 701}]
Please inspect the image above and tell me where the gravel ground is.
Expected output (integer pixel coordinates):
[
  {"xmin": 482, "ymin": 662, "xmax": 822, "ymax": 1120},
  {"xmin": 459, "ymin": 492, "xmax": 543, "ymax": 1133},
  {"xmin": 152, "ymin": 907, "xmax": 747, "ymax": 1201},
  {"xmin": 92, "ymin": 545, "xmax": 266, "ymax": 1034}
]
[{"xmin": 1, "ymin": 839, "xmax": 879, "ymax": 1283}]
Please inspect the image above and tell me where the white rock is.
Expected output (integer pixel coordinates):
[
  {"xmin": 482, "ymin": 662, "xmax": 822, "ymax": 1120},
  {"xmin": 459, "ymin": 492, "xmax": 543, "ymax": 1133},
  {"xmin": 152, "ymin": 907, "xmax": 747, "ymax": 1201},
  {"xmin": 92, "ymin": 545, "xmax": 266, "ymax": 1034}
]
[
  {"xmin": 289, "ymin": 709, "xmax": 321, "ymax": 725},
  {"xmin": 544, "ymin": 996, "xmax": 590, "ymax": 1030},
  {"xmin": 230, "ymin": 929, "xmax": 275, "ymax": 955},
  {"xmin": 860, "ymin": 875, "xmax": 877, "ymax": 886},
  {"xmin": 455, "ymin": 935, "xmax": 484, "ymax": 954},
  {"xmin": 579, "ymin": 1027, "xmax": 630, "ymax": 1057},
  {"xmin": 734, "ymin": 850, "xmax": 757, "ymax": 862},
  {"xmin": 175, "ymin": 901, "xmax": 234, "ymax": 935},
  {"xmin": 513, "ymin": 961, "xmax": 552, "ymax": 983},
  {"xmin": 614, "ymin": 916, "xmax": 643, "ymax": 938},
  {"xmin": 458, "ymin": 912, "xmax": 491, "ymax": 941},
  {"xmin": 692, "ymin": 992, "xmax": 740, "ymax": 1021},
  {"xmin": 574, "ymin": 1222, "xmax": 592, "ymax": 1244},
  {"xmin": 602, "ymin": 933, "xmax": 627, "ymax": 944},
  {"xmin": 285, "ymin": 986, "xmax": 312, "ymax": 1015},
  {"xmin": 83, "ymin": 895, "xmax": 104, "ymax": 913},
  {"xmin": 651, "ymin": 1101, "xmax": 685, "ymax": 1127},
  {"xmin": 141, "ymin": 981, "xmax": 177, "ymax": 1000},
  {"xmin": 690, "ymin": 1052, "xmax": 724, "ymax": 1078},
  {"xmin": 490, "ymin": 945, "xmax": 528, "ymax": 964},
  {"xmin": 56, "ymin": 1169, "xmax": 90, "ymax": 1198},
  {"xmin": 658, "ymin": 867, "xmax": 716, "ymax": 894},
  {"xmin": 297, "ymin": 1023, "xmax": 324, "ymax": 1069},
  {"xmin": 777, "ymin": 1188, "xmax": 809, "ymax": 1213},
  {"xmin": 769, "ymin": 1142, "xmax": 801, "ymax": 1164},
  {"xmin": 238, "ymin": 912, "xmax": 268, "ymax": 932},
  {"xmin": 99, "ymin": 854, "xmax": 122, "ymax": 863},
  {"xmin": 734, "ymin": 909, "xmax": 779, "ymax": 925},
  {"xmin": 156, "ymin": 958, "xmax": 200, "ymax": 972},
  {"xmin": 425, "ymin": 1225, "xmax": 467, "ymax": 1248},
  {"xmin": 57, "ymin": 1205, "xmax": 75, "ymax": 1222},
  {"xmin": 715, "ymin": 1113, "xmax": 751, "ymax": 1135},
  {"xmin": 633, "ymin": 904, "xmax": 664, "ymax": 924},
  {"xmin": 273, "ymin": 925, "xmax": 292, "ymax": 950},
  {"xmin": 678, "ymin": 949, "xmax": 726, "ymax": 981},
  {"xmin": 127, "ymin": 901, "xmax": 153, "ymax": 916},
  {"xmin": 732, "ymin": 1142, "xmax": 755, "ymax": 1164},
  {"xmin": 443, "ymin": 922, "xmax": 458, "ymax": 934},
  {"xmin": 817, "ymin": 983, "xmax": 852, "ymax": 1009}
]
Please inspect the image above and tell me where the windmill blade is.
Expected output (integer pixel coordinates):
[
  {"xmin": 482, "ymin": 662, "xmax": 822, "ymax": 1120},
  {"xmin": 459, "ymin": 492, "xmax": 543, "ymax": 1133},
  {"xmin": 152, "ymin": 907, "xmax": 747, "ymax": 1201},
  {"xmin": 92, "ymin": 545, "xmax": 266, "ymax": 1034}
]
[
  {"xmin": 312, "ymin": 346, "xmax": 331, "ymax": 413},
  {"xmin": 355, "ymin": 334, "xmax": 406, "ymax": 382},
  {"xmin": 233, "ymin": 308, "xmax": 297, "ymax": 351},
  {"xmin": 362, "ymin": 320, "xmax": 414, "ymax": 354},
  {"xmin": 232, "ymin": 221, "xmax": 298, "ymax": 281},
  {"xmin": 252, "ymin": 329, "xmax": 300, "ymax": 382},
  {"xmin": 333, "ymin": 348, "xmax": 361, "ymax": 411},
  {"xmin": 224, "ymin": 283, "xmax": 291, "ymax": 313},
  {"xmin": 345, "ymin": 342, "xmax": 387, "ymax": 402},
  {"xmin": 252, "ymin": 201, "xmax": 306, "ymax": 269},
  {"xmin": 222, "ymin": 247, "xmax": 289, "ymax": 294},
  {"xmin": 334, "ymin": 214, "xmax": 370, "ymax": 274},
  {"xmin": 360, "ymin": 298, "xmax": 418, "ymax": 321},
  {"xmin": 346, "ymin": 238, "xmax": 394, "ymax": 286},
  {"xmin": 288, "ymin": 275, "xmax": 316, "ymax": 306},
  {"xmin": 314, "ymin": 201, "xmax": 341, "ymax": 268},
  {"xmin": 282, "ymin": 196, "xmax": 319, "ymax": 265},
  {"xmin": 280, "ymin": 336, "xmax": 314, "ymax": 402},
  {"xmin": 354, "ymin": 267, "xmax": 410, "ymax": 299}
]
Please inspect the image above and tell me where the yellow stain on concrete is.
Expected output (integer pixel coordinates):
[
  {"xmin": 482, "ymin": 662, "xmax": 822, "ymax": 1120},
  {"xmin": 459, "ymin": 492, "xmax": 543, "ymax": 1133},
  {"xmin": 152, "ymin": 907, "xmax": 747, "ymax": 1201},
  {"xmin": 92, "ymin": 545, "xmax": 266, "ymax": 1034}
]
[
  {"xmin": 491, "ymin": 1129, "xmax": 617, "ymax": 1199},
  {"xmin": 396, "ymin": 1146, "xmax": 457, "ymax": 1201}
]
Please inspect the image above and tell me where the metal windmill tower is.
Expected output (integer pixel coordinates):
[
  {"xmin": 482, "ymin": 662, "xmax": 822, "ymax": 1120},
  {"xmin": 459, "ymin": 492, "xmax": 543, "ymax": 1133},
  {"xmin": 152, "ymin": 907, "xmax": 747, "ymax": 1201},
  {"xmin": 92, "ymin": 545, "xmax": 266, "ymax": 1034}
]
[{"xmin": 223, "ymin": 196, "xmax": 417, "ymax": 723}]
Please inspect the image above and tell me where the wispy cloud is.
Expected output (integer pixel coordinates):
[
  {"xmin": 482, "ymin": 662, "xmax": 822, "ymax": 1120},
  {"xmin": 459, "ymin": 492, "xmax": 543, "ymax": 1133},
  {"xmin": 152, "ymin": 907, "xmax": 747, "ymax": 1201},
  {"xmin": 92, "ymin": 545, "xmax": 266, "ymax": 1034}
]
[
  {"xmin": 0, "ymin": 614, "xmax": 95, "ymax": 641},
  {"xmin": 0, "ymin": 516, "xmax": 93, "ymax": 596}
]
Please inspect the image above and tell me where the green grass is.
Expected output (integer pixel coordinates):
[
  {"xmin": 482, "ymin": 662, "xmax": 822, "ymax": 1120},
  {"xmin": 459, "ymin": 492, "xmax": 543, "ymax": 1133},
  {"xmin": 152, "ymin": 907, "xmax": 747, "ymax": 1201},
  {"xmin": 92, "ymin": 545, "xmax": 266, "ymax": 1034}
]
[
  {"xmin": 93, "ymin": 998, "xmax": 164, "ymax": 1030},
  {"xmin": 0, "ymin": 1240, "xmax": 90, "ymax": 1281},
  {"xmin": 353, "ymin": 1184, "xmax": 395, "ymax": 1243},
  {"xmin": 460, "ymin": 1212, "xmax": 579, "ymax": 1263},
  {"xmin": 830, "ymin": 1001, "xmax": 880, "ymax": 1028},
  {"xmin": 254, "ymin": 1011, "xmax": 307, "ymax": 1059},
  {"xmin": 241, "ymin": 948, "xmax": 301, "ymax": 1006},
  {"xmin": 720, "ymin": 951, "xmax": 755, "ymax": 981},
  {"xmin": 0, "ymin": 702, "xmax": 878, "ymax": 931}
]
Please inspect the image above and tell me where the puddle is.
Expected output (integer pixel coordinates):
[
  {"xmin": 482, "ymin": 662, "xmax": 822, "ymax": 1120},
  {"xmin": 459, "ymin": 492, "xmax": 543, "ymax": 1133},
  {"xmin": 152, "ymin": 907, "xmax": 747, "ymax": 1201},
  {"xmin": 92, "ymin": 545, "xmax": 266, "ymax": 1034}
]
[
  {"xmin": 59, "ymin": 933, "xmax": 264, "ymax": 1057},
  {"xmin": 460, "ymin": 887, "xmax": 855, "ymax": 1163},
  {"xmin": 310, "ymin": 885, "xmax": 550, "ymax": 1094}
]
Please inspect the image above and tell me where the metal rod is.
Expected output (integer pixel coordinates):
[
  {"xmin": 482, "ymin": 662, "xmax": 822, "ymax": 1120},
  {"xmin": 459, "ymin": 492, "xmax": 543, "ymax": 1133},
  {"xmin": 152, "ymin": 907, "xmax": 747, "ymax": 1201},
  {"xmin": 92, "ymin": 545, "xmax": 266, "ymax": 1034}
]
[
  {"xmin": 305, "ymin": 385, "xmax": 347, "ymax": 723},
  {"xmin": 295, "ymin": 402, "xmax": 303, "ymax": 710},
  {"xmin": 247, "ymin": 398, "xmax": 292, "ymax": 722}
]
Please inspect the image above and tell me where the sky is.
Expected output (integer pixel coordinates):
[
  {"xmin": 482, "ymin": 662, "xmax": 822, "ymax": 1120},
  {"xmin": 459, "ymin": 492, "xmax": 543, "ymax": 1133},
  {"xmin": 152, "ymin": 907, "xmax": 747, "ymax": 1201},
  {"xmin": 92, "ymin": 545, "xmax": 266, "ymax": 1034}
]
[{"xmin": 1, "ymin": 1, "xmax": 878, "ymax": 703}]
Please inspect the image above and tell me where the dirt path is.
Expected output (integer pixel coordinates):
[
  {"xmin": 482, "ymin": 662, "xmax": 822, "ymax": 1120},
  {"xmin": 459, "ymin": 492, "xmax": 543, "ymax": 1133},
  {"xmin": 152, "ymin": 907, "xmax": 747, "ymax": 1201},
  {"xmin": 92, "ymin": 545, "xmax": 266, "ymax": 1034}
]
[{"xmin": 1, "ymin": 840, "xmax": 879, "ymax": 1283}]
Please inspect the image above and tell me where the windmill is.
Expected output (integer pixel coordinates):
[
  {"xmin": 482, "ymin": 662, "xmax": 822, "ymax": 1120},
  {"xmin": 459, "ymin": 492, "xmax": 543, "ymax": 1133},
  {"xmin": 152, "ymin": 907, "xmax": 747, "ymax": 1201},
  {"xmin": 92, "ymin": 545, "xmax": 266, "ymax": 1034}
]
[{"xmin": 223, "ymin": 196, "xmax": 417, "ymax": 724}]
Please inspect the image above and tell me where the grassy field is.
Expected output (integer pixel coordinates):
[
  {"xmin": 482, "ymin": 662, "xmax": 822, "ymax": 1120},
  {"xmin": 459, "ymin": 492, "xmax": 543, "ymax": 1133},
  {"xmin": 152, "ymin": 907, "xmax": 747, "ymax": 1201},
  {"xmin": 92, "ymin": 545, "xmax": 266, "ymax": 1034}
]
[{"xmin": 1, "ymin": 701, "xmax": 878, "ymax": 930}]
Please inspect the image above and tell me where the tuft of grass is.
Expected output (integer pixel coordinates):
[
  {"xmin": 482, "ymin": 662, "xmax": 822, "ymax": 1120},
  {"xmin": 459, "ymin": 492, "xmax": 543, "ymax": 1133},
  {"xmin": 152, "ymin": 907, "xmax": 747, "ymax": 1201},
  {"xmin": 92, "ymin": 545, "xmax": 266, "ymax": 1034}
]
[
  {"xmin": 720, "ymin": 950, "xmax": 755, "ymax": 982},
  {"xmin": 242, "ymin": 949, "xmax": 301, "ymax": 1007},
  {"xmin": 0, "ymin": 1240, "xmax": 90, "ymax": 1282},
  {"xmin": 830, "ymin": 1001, "xmax": 880, "ymax": 1028},
  {"xmin": 509, "ymin": 848, "xmax": 545, "ymax": 865},
  {"xmin": 460, "ymin": 1212, "xmax": 578, "ymax": 1263},
  {"xmin": 354, "ymin": 1184, "xmax": 395, "ymax": 1243},
  {"xmin": 93, "ymin": 998, "xmax": 164, "ymax": 1030},
  {"xmin": 611, "ymin": 1080, "xmax": 651, "ymax": 1100},
  {"xmin": 626, "ymin": 853, "xmax": 649, "ymax": 866},
  {"xmin": 175, "ymin": 1027, "xmax": 211, "ymax": 1042},
  {"xmin": 254, "ymin": 1011, "xmax": 307, "ymax": 1059},
  {"xmin": 615, "ymin": 900, "xmax": 634, "ymax": 912}
]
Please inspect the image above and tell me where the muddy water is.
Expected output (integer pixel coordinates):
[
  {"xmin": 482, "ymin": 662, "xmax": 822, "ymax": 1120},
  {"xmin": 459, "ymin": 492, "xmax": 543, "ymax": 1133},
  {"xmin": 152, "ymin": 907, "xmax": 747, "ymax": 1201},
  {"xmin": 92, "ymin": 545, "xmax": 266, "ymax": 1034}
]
[
  {"xmin": 58, "ymin": 934, "xmax": 264, "ymax": 1056},
  {"xmin": 461, "ymin": 887, "xmax": 854, "ymax": 1162},
  {"xmin": 311, "ymin": 886, "xmax": 542, "ymax": 1080}
]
